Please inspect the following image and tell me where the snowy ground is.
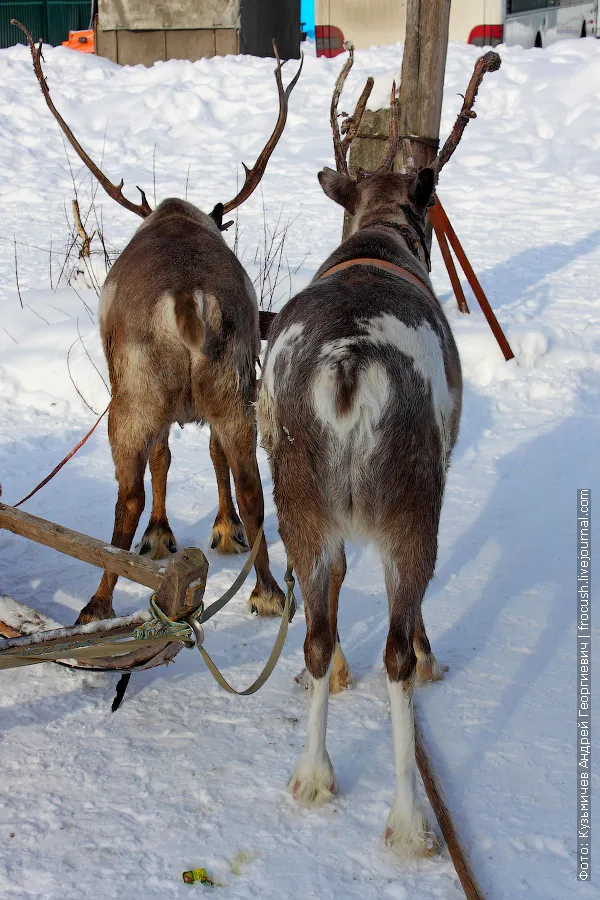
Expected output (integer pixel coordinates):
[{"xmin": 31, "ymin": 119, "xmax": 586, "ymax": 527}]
[{"xmin": 0, "ymin": 36, "xmax": 599, "ymax": 900}]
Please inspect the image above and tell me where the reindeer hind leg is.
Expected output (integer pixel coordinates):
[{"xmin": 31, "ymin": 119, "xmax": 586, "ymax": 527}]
[
  {"xmin": 414, "ymin": 607, "xmax": 447, "ymax": 683},
  {"xmin": 209, "ymin": 428, "xmax": 249, "ymax": 554},
  {"xmin": 138, "ymin": 433, "xmax": 178, "ymax": 560},
  {"xmin": 76, "ymin": 413, "xmax": 148, "ymax": 624}
]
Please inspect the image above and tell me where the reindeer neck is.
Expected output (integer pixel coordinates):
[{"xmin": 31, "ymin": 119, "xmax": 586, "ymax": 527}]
[{"xmin": 314, "ymin": 221, "xmax": 432, "ymax": 288}]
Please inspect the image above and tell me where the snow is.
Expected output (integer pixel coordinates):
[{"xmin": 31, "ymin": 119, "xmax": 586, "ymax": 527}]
[{"xmin": 0, "ymin": 35, "xmax": 599, "ymax": 900}]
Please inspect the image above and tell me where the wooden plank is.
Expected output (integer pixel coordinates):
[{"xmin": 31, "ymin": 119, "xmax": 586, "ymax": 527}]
[
  {"xmin": 116, "ymin": 30, "xmax": 166, "ymax": 66},
  {"xmin": 95, "ymin": 27, "xmax": 118, "ymax": 63},
  {"xmin": 165, "ymin": 29, "xmax": 216, "ymax": 60},
  {"xmin": 0, "ymin": 503, "xmax": 164, "ymax": 590},
  {"xmin": 215, "ymin": 28, "xmax": 238, "ymax": 56}
]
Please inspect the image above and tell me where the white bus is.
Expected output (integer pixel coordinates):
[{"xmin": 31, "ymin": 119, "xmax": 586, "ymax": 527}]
[
  {"xmin": 504, "ymin": 1, "xmax": 597, "ymax": 48},
  {"xmin": 314, "ymin": 1, "xmax": 598, "ymax": 56}
]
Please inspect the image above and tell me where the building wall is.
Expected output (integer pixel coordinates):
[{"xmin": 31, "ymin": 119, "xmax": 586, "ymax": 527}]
[
  {"xmin": 96, "ymin": 0, "xmax": 240, "ymax": 65},
  {"xmin": 96, "ymin": 0, "xmax": 300, "ymax": 66},
  {"xmin": 95, "ymin": 25, "xmax": 238, "ymax": 66},
  {"xmin": 315, "ymin": 0, "xmax": 490, "ymax": 48},
  {"xmin": 97, "ymin": 0, "xmax": 240, "ymax": 31}
]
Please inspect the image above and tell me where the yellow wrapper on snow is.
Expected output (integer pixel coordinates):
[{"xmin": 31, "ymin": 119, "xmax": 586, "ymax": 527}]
[{"xmin": 182, "ymin": 867, "xmax": 213, "ymax": 885}]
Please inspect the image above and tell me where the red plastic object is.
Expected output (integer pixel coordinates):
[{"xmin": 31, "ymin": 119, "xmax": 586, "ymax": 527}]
[
  {"xmin": 316, "ymin": 25, "xmax": 345, "ymax": 58},
  {"xmin": 467, "ymin": 24, "xmax": 503, "ymax": 47},
  {"xmin": 61, "ymin": 30, "xmax": 95, "ymax": 54}
]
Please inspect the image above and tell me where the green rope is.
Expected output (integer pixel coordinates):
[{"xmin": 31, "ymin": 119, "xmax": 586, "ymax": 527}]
[{"xmin": 131, "ymin": 595, "xmax": 202, "ymax": 644}]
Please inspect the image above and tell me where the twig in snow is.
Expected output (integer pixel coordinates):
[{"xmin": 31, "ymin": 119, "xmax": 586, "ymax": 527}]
[
  {"xmin": 184, "ymin": 163, "xmax": 191, "ymax": 201},
  {"xmin": 26, "ymin": 305, "xmax": 50, "ymax": 325},
  {"xmin": 13, "ymin": 236, "xmax": 23, "ymax": 308},
  {"xmin": 72, "ymin": 198, "xmax": 94, "ymax": 258},
  {"xmin": 76, "ymin": 318, "xmax": 110, "ymax": 394},
  {"xmin": 2, "ymin": 328, "xmax": 18, "ymax": 344},
  {"xmin": 153, "ymin": 143, "xmax": 157, "ymax": 207},
  {"xmin": 66, "ymin": 336, "xmax": 98, "ymax": 414}
]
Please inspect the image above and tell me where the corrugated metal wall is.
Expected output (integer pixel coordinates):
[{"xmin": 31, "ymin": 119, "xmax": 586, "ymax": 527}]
[
  {"xmin": 240, "ymin": 0, "xmax": 301, "ymax": 58},
  {"xmin": 0, "ymin": 0, "xmax": 91, "ymax": 49}
]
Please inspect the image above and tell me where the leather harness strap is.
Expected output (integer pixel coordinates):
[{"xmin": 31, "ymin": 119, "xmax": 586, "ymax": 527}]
[{"xmin": 318, "ymin": 257, "xmax": 436, "ymax": 302}]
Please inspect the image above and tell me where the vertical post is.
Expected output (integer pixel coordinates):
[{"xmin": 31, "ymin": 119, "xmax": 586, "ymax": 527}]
[
  {"xmin": 343, "ymin": 0, "xmax": 451, "ymax": 239},
  {"xmin": 398, "ymin": 0, "xmax": 451, "ymax": 172}
]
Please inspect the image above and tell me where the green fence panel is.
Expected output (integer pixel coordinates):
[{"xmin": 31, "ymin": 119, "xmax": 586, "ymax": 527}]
[{"xmin": 0, "ymin": 0, "xmax": 91, "ymax": 49}]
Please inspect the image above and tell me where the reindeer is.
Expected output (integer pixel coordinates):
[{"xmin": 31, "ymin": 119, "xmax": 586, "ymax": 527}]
[
  {"xmin": 15, "ymin": 22, "xmax": 302, "ymax": 625},
  {"xmin": 257, "ymin": 49, "xmax": 462, "ymax": 858}
]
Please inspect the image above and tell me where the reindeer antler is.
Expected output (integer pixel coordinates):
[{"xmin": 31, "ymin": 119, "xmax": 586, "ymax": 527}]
[
  {"xmin": 432, "ymin": 50, "xmax": 501, "ymax": 181},
  {"xmin": 331, "ymin": 42, "xmax": 374, "ymax": 177},
  {"xmin": 218, "ymin": 42, "xmax": 303, "ymax": 216},
  {"xmin": 373, "ymin": 82, "xmax": 399, "ymax": 173},
  {"xmin": 12, "ymin": 19, "xmax": 152, "ymax": 218}
]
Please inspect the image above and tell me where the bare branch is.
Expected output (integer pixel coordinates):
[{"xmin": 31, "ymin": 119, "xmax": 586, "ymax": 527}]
[
  {"xmin": 12, "ymin": 20, "xmax": 152, "ymax": 219},
  {"xmin": 432, "ymin": 50, "xmax": 501, "ymax": 180},
  {"xmin": 330, "ymin": 42, "xmax": 374, "ymax": 176},
  {"xmin": 72, "ymin": 198, "xmax": 92, "ymax": 257},
  {"xmin": 219, "ymin": 43, "xmax": 304, "ymax": 216}
]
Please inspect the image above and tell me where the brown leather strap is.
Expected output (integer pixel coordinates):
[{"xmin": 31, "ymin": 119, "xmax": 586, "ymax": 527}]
[{"xmin": 319, "ymin": 257, "xmax": 436, "ymax": 301}]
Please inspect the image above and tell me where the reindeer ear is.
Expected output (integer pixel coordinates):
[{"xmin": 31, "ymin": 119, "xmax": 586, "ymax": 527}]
[
  {"xmin": 410, "ymin": 168, "xmax": 435, "ymax": 210},
  {"xmin": 210, "ymin": 202, "xmax": 224, "ymax": 229},
  {"xmin": 318, "ymin": 167, "xmax": 357, "ymax": 215}
]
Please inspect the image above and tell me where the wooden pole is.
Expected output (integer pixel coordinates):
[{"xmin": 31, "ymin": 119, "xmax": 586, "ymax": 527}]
[
  {"xmin": 398, "ymin": 0, "xmax": 451, "ymax": 172},
  {"xmin": 0, "ymin": 502, "xmax": 165, "ymax": 591},
  {"xmin": 430, "ymin": 199, "xmax": 515, "ymax": 362},
  {"xmin": 343, "ymin": 0, "xmax": 451, "ymax": 239},
  {"xmin": 415, "ymin": 713, "xmax": 486, "ymax": 900}
]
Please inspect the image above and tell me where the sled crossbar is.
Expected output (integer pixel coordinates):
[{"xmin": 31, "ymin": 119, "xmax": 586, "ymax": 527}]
[{"xmin": 0, "ymin": 502, "xmax": 165, "ymax": 590}]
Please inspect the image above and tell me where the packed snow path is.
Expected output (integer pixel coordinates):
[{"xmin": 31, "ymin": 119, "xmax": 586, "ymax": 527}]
[{"xmin": 1, "ymin": 37, "xmax": 599, "ymax": 900}]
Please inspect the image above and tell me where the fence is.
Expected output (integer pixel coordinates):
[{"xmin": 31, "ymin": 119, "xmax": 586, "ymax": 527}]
[{"xmin": 0, "ymin": 1, "xmax": 91, "ymax": 49}]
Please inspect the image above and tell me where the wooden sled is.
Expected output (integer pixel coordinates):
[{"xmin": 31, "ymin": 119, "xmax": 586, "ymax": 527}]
[{"xmin": 0, "ymin": 501, "xmax": 208, "ymax": 671}]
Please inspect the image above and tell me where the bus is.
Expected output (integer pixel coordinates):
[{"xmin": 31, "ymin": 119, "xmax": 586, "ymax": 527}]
[{"xmin": 313, "ymin": 1, "xmax": 598, "ymax": 56}]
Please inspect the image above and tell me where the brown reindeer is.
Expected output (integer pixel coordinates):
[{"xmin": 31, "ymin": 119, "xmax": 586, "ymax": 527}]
[
  {"xmin": 15, "ymin": 22, "xmax": 302, "ymax": 624},
  {"xmin": 258, "ymin": 51, "xmax": 462, "ymax": 857}
]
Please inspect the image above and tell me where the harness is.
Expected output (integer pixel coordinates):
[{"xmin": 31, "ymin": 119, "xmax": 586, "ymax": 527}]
[{"xmin": 318, "ymin": 211, "xmax": 433, "ymax": 293}]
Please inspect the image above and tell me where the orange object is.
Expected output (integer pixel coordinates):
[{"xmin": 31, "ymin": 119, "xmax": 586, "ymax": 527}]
[{"xmin": 61, "ymin": 30, "xmax": 94, "ymax": 54}]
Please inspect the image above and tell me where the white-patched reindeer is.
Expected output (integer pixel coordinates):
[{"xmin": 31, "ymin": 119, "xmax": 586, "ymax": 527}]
[
  {"xmin": 15, "ymin": 21, "xmax": 302, "ymax": 624},
  {"xmin": 258, "ymin": 52, "xmax": 462, "ymax": 857}
]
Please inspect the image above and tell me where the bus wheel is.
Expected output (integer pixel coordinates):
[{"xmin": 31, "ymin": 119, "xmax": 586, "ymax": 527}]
[
  {"xmin": 581, "ymin": 22, "xmax": 587, "ymax": 38},
  {"xmin": 534, "ymin": 32, "xmax": 542, "ymax": 48}
]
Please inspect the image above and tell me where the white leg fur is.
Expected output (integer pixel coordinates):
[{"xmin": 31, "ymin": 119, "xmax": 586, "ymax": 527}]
[
  {"xmin": 384, "ymin": 678, "xmax": 438, "ymax": 858},
  {"xmin": 289, "ymin": 668, "xmax": 336, "ymax": 806}
]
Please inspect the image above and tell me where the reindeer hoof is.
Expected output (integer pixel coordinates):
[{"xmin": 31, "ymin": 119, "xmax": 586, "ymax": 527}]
[
  {"xmin": 75, "ymin": 597, "xmax": 115, "ymax": 625},
  {"xmin": 329, "ymin": 643, "xmax": 353, "ymax": 694},
  {"xmin": 210, "ymin": 518, "xmax": 249, "ymax": 554},
  {"xmin": 416, "ymin": 655, "xmax": 448, "ymax": 684},
  {"xmin": 288, "ymin": 755, "xmax": 337, "ymax": 807},
  {"xmin": 138, "ymin": 521, "xmax": 177, "ymax": 560},
  {"xmin": 384, "ymin": 805, "xmax": 439, "ymax": 859},
  {"xmin": 248, "ymin": 582, "xmax": 285, "ymax": 617}
]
